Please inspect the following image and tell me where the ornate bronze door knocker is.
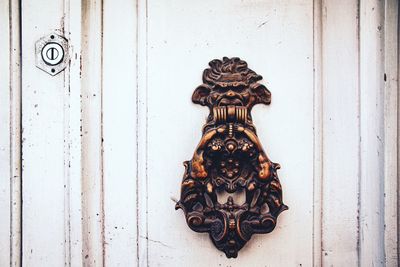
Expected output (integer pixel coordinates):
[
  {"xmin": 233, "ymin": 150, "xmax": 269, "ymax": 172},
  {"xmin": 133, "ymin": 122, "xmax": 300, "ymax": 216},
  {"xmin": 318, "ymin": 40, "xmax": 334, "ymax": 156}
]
[{"xmin": 175, "ymin": 57, "xmax": 288, "ymax": 258}]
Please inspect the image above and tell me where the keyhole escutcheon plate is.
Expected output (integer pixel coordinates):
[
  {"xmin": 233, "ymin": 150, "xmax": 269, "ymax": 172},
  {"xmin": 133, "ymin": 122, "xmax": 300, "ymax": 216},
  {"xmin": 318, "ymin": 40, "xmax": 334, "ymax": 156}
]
[{"xmin": 35, "ymin": 33, "xmax": 68, "ymax": 76}]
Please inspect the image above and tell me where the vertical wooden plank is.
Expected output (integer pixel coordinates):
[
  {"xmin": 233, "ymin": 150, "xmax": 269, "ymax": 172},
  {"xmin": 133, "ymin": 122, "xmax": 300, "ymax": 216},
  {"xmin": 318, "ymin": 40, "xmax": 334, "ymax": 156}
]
[
  {"xmin": 383, "ymin": 0, "xmax": 399, "ymax": 265},
  {"xmin": 102, "ymin": 0, "xmax": 138, "ymax": 265},
  {"xmin": 359, "ymin": 0, "xmax": 385, "ymax": 266},
  {"xmin": 62, "ymin": 1, "xmax": 72, "ymax": 264},
  {"xmin": 312, "ymin": 0, "xmax": 323, "ymax": 266},
  {"xmin": 21, "ymin": 0, "xmax": 68, "ymax": 265},
  {"xmin": 81, "ymin": 0, "xmax": 105, "ymax": 265},
  {"xmin": 9, "ymin": 1, "xmax": 22, "ymax": 265},
  {"xmin": 320, "ymin": 0, "xmax": 360, "ymax": 266},
  {"xmin": 137, "ymin": 0, "xmax": 149, "ymax": 265},
  {"xmin": 0, "ymin": 0, "xmax": 12, "ymax": 265},
  {"xmin": 65, "ymin": 0, "xmax": 83, "ymax": 265},
  {"xmin": 145, "ymin": 0, "xmax": 314, "ymax": 266}
]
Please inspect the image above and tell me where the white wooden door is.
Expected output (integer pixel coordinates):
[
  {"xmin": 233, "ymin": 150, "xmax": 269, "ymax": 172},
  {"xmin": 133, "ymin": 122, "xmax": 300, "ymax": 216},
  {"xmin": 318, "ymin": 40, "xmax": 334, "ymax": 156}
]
[{"xmin": 0, "ymin": 0, "xmax": 399, "ymax": 266}]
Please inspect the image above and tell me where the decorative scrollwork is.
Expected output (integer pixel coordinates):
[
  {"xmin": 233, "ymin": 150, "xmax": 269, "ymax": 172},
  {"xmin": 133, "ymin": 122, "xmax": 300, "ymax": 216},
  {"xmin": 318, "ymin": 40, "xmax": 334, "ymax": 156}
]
[{"xmin": 176, "ymin": 57, "xmax": 288, "ymax": 258}]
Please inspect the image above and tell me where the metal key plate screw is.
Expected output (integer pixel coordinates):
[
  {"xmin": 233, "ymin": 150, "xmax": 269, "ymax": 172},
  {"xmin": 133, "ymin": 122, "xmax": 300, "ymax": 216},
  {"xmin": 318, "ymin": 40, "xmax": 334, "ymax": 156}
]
[{"xmin": 35, "ymin": 33, "xmax": 68, "ymax": 76}]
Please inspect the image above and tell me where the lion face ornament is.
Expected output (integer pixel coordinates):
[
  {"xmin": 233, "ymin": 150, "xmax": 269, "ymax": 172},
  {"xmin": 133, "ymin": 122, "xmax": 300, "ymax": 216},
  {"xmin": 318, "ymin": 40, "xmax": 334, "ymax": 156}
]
[{"xmin": 175, "ymin": 57, "xmax": 288, "ymax": 258}]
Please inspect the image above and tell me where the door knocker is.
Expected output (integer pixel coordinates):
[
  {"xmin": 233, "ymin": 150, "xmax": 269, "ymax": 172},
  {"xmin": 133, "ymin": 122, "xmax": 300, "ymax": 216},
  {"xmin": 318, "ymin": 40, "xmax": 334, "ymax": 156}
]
[{"xmin": 175, "ymin": 57, "xmax": 288, "ymax": 258}]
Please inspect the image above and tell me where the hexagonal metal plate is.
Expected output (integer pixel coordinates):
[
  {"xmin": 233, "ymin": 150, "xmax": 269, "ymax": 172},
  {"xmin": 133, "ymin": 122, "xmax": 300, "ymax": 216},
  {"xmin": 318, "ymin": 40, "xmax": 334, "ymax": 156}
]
[{"xmin": 35, "ymin": 33, "xmax": 68, "ymax": 76}]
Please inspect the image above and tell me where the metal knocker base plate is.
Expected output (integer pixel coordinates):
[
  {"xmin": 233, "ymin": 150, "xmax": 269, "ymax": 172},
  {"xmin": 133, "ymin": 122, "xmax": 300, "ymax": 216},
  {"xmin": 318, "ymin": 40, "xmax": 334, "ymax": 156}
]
[{"xmin": 175, "ymin": 57, "xmax": 288, "ymax": 258}]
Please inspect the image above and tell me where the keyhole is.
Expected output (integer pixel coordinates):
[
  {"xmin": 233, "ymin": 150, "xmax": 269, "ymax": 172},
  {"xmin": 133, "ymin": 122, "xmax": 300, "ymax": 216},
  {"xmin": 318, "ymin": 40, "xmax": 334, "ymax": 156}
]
[
  {"xmin": 41, "ymin": 42, "xmax": 64, "ymax": 66},
  {"xmin": 46, "ymin": 47, "xmax": 59, "ymax": 60}
]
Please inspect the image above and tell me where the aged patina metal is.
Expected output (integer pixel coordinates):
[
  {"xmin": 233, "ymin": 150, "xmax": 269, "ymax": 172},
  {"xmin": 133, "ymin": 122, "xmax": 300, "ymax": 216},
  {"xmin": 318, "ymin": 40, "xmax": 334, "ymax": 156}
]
[
  {"xmin": 35, "ymin": 33, "xmax": 68, "ymax": 76},
  {"xmin": 176, "ymin": 57, "xmax": 288, "ymax": 258}
]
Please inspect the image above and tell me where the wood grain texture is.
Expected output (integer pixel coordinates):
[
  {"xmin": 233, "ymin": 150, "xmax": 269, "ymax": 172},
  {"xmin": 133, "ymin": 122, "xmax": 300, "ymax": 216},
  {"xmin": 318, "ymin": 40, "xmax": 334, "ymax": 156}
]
[
  {"xmin": 359, "ymin": 0, "xmax": 386, "ymax": 265},
  {"xmin": 137, "ymin": 0, "xmax": 149, "ymax": 265},
  {"xmin": 81, "ymin": 0, "xmax": 105, "ymax": 265},
  {"xmin": 383, "ymin": 0, "xmax": 399, "ymax": 266},
  {"xmin": 0, "ymin": 1, "xmax": 12, "ymax": 265},
  {"xmin": 9, "ymin": 1, "xmax": 22, "ymax": 265},
  {"xmin": 312, "ymin": 0, "xmax": 323, "ymax": 266},
  {"xmin": 102, "ymin": 0, "xmax": 138, "ymax": 265},
  {"xmin": 1, "ymin": 0, "xmax": 397, "ymax": 265},
  {"xmin": 145, "ymin": 0, "xmax": 314, "ymax": 266},
  {"xmin": 21, "ymin": 0, "xmax": 68, "ymax": 265},
  {"xmin": 320, "ymin": 0, "xmax": 360, "ymax": 266},
  {"xmin": 64, "ymin": 0, "xmax": 84, "ymax": 265}
]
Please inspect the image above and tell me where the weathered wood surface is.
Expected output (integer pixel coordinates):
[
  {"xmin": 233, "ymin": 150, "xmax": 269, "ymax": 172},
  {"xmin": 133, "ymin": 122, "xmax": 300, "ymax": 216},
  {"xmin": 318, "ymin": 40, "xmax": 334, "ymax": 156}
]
[{"xmin": 0, "ymin": 0, "xmax": 398, "ymax": 266}]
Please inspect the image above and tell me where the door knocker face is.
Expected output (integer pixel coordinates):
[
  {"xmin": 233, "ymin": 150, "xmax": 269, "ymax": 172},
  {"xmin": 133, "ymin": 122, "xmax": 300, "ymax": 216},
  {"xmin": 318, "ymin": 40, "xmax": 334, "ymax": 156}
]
[{"xmin": 175, "ymin": 57, "xmax": 288, "ymax": 258}]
